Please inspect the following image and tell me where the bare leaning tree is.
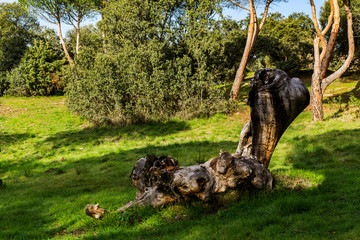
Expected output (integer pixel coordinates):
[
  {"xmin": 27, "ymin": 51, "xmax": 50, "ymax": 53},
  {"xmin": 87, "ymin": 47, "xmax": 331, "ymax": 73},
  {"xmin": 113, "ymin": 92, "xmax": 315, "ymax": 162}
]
[
  {"xmin": 310, "ymin": 0, "xmax": 355, "ymax": 121},
  {"xmin": 229, "ymin": 0, "xmax": 285, "ymax": 101},
  {"xmin": 86, "ymin": 69, "xmax": 310, "ymax": 217}
]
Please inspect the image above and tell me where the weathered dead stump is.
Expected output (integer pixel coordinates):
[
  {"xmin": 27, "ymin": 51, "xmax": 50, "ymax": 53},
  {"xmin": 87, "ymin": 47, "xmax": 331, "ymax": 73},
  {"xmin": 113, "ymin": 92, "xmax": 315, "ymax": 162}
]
[
  {"xmin": 236, "ymin": 69, "xmax": 310, "ymax": 168},
  {"xmin": 116, "ymin": 151, "xmax": 274, "ymax": 212},
  {"xmin": 86, "ymin": 69, "xmax": 310, "ymax": 216}
]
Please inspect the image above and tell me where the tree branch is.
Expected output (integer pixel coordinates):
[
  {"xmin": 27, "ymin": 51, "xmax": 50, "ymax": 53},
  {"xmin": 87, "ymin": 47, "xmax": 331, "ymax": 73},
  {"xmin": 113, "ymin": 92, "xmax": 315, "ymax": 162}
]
[
  {"xmin": 320, "ymin": 0, "xmax": 334, "ymax": 63},
  {"xmin": 230, "ymin": 0, "xmax": 256, "ymax": 100},
  {"xmin": 320, "ymin": 0, "xmax": 340, "ymax": 78},
  {"xmin": 249, "ymin": 0, "xmax": 259, "ymax": 49},
  {"xmin": 229, "ymin": 0, "xmax": 250, "ymax": 11},
  {"xmin": 321, "ymin": 0, "xmax": 334, "ymax": 36},
  {"xmin": 259, "ymin": 0, "xmax": 273, "ymax": 31},
  {"xmin": 321, "ymin": 0, "xmax": 355, "ymax": 93},
  {"xmin": 309, "ymin": 0, "xmax": 327, "ymax": 52}
]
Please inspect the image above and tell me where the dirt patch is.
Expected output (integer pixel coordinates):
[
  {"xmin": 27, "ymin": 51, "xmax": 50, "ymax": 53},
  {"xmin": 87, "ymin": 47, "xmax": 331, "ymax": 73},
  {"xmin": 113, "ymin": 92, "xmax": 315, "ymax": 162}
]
[
  {"xmin": 274, "ymin": 174, "xmax": 318, "ymax": 190},
  {"xmin": 0, "ymin": 105, "xmax": 27, "ymax": 116},
  {"xmin": 56, "ymin": 228, "xmax": 86, "ymax": 237}
]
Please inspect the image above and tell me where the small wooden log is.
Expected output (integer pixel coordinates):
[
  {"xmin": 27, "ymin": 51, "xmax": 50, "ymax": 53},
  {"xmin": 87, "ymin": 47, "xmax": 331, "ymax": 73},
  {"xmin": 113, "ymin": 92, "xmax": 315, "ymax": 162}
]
[{"xmin": 85, "ymin": 204, "xmax": 106, "ymax": 218}]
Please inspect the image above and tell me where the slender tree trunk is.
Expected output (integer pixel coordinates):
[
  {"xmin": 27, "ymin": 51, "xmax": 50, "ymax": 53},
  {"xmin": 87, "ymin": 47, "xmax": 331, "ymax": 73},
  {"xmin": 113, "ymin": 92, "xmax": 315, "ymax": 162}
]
[
  {"xmin": 229, "ymin": 0, "xmax": 273, "ymax": 101},
  {"xmin": 311, "ymin": 76, "xmax": 323, "ymax": 121},
  {"xmin": 76, "ymin": 20, "xmax": 80, "ymax": 55},
  {"xmin": 230, "ymin": 1, "xmax": 256, "ymax": 101},
  {"xmin": 311, "ymin": 37, "xmax": 324, "ymax": 121},
  {"xmin": 321, "ymin": 0, "xmax": 355, "ymax": 92},
  {"xmin": 101, "ymin": 0, "xmax": 107, "ymax": 52},
  {"xmin": 309, "ymin": 0, "xmax": 354, "ymax": 121},
  {"xmin": 320, "ymin": 0, "xmax": 340, "ymax": 78},
  {"xmin": 58, "ymin": 22, "xmax": 73, "ymax": 65},
  {"xmin": 102, "ymin": 16, "xmax": 107, "ymax": 52}
]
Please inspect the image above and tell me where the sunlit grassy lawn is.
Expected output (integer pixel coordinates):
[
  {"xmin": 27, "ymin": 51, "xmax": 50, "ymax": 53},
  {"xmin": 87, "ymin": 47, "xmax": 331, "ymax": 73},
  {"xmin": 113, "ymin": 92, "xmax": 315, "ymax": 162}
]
[{"xmin": 1, "ymin": 77, "xmax": 360, "ymax": 239}]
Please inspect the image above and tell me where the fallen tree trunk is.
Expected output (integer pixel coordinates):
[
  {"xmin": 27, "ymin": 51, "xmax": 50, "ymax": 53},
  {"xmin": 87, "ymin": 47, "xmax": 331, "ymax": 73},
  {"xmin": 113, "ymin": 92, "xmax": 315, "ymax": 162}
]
[{"xmin": 86, "ymin": 69, "xmax": 310, "ymax": 217}]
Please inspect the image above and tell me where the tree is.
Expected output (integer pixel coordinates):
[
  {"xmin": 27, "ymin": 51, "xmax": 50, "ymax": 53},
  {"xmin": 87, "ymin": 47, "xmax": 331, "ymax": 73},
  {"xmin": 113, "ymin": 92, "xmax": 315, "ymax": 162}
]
[
  {"xmin": 0, "ymin": 3, "xmax": 39, "ymax": 72},
  {"xmin": 19, "ymin": 0, "xmax": 73, "ymax": 65},
  {"xmin": 310, "ymin": 0, "xmax": 355, "ymax": 121},
  {"xmin": 62, "ymin": 0, "xmax": 97, "ymax": 54},
  {"xmin": 0, "ymin": 2, "xmax": 39, "ymax": 95},
  {"xmin": 6, "ymin": 39, "xmax": 66, "ymax": 96},
  {"xmin": 320, "ymin": 0, "xmax": 360, "ymax": 69},
  {"xmin": 65, "ymin": 25, "xmax": 103, "ymax": 57},
  {"xmin": 228, "ymin": 0, "xmax": 286, "ymax": 101}
]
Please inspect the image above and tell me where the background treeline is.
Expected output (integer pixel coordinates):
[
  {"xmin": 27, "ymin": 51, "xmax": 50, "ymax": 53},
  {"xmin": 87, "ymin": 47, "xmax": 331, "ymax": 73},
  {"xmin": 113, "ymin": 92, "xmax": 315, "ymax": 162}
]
[{"xmin": 0, "ymin": 0, "xmax": 357, "ymax": 125}]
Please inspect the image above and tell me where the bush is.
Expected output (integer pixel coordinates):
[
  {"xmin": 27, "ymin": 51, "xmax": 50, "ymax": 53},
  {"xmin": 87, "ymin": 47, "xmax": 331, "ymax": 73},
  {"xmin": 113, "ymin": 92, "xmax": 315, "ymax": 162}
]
[
  {"xmin": 5, "ymin": 67, "xmax": 28, "ymax": 96},
  {"xmin": 65, "ymin": 47, "xmax": 230, "ymax": 125},
  {"xmin": 6, "ymin": 40, "xmax": 66, "ymax": 96},
  {"xmin": 64, "ymin": 0, "xmax": 236, "ymax": 125}
]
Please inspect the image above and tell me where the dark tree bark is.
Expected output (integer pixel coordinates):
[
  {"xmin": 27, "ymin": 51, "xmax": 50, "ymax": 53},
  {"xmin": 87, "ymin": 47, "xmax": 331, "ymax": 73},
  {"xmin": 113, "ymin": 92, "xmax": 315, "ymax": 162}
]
[
  {"xmin": 86, "ymin": 69, "xmax": 310, "ymax": 217},
  {"xmin": 236, "ymin": 69, "xmax": 310, "ymax": 168}
]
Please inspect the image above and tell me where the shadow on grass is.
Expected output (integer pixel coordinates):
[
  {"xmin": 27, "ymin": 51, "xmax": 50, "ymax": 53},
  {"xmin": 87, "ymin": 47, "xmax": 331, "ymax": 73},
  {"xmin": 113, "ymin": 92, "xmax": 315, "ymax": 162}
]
[
  {"xmin": 320, "ymin": 70, "xmax": 360, "ymax": 105},
  {"xmin": 0, "ymin": 139, "xmax": 238, "ymax": 239},
  {"xmin": 38, "ymin": 120, "xmax": 191, "ymax": 149},
  {"xmin": 2, "ymin": 127, "xmax": 360, "ymax": 239},
  {"xmin": 324, "ymin": 88, "xmax": 360, "ymax": 120},
  {"xmin": 81, "ymin": 129, "xmax": 360, "ymax": 239},
  {"xmin": 287, "ymin": 128, "xmax": 360, "ymax": 196},
  {"xmin": 0, "ymin": 133, "xmax": 35, "ymax": 146}
]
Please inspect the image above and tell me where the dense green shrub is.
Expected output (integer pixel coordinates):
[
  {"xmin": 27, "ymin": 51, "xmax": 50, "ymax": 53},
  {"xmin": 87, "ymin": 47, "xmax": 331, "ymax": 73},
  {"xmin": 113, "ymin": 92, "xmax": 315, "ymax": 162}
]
[
  {"xmin": 66, "ymin": 46, "xmax": 230, "ymax": 125},
  {"xmin": 6, "ymin": 40, "xmax": 66, "ymax": 96},
  {"xmin": 6, "ymin": 67, "xmax": 27, "ymax": 96},
  {"xmin": 65, "ymin": 0, "xmax": 236, "ymax": 125}
]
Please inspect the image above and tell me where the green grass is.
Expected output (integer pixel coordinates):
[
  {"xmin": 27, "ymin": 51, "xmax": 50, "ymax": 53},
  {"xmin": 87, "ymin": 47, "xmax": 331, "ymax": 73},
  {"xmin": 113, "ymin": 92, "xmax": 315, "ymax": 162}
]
[{"xmin": 1, "ymin": 77, "xmax": 360, "ymax": 239}]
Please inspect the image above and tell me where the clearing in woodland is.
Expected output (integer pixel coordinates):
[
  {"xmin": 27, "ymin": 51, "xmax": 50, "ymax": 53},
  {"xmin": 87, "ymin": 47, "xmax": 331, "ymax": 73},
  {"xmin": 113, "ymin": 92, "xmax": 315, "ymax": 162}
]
[{"xmin": 1, "ymin": 75, "xmax": 360, "ymax": 239}]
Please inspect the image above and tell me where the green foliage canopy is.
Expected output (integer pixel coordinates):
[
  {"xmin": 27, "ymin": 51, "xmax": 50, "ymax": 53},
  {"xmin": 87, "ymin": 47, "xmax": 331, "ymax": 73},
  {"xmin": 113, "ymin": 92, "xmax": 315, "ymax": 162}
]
[
  {"xmin": 0, "ymin": 2, "xmax": 39, "ymax": 95},
  {"xmin": 254, "ymin": 12, "xmax": 314, "ymax": 73},
  {"xmin": 0, "ymin": 3, "xmax": 39, "ymax": 72}
]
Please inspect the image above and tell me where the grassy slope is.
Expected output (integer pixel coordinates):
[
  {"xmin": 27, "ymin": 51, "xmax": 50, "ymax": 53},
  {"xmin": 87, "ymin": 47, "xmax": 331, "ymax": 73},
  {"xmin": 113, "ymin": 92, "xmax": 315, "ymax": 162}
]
[{"xmin": 0, "ymin": 77, "xmax": 360, "ymax": 239}]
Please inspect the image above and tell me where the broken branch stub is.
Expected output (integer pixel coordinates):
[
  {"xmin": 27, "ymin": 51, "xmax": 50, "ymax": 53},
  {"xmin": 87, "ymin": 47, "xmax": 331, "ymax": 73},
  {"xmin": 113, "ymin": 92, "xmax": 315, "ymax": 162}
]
[{"xmin": 85, "ymin": 69, "xmax": 310, "ymax": 216}]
